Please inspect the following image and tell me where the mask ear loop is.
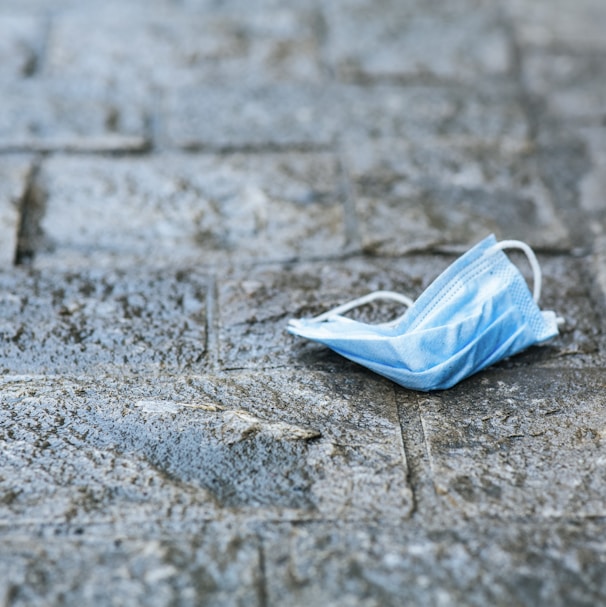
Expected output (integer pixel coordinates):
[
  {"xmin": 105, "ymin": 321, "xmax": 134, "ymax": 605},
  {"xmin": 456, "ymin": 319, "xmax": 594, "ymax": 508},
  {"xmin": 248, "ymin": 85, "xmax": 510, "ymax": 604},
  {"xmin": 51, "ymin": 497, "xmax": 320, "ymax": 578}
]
[
  {"xmin": 488, "ymin": 240, "xmax": 542, "ymax": 303},
  {"xmin": 488, "ymin": 239, "xmax": 565, "ymax": 327},
  {"xmin": 309, "ymin": 290, "xmax": 414, "ymax": 327}
]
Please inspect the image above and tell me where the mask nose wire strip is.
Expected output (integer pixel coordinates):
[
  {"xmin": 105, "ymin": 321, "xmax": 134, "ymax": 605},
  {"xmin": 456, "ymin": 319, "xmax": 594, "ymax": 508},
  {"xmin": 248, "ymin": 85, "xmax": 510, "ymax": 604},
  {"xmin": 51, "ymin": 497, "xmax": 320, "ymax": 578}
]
[
  {"xmin": 309, "ymin": 290, "xmax": 414, "ymax": 324},
  {"xmin": 487, "ymin": 240, "xmax": 542, "ymax": 303}
]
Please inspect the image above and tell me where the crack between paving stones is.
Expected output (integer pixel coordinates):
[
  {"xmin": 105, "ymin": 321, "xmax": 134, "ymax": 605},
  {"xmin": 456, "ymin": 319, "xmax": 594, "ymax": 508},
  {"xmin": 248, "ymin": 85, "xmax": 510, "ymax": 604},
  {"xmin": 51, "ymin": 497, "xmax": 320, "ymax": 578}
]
[
  {"xmin": 396, "ymin": 396, "xmax": 419, "ymax": 519},
  {"xmin": 257, "ymin": 540, "xmax": 270, "ymax": 607},
  {"xmin": 14, "ymin": 160, "xmax": 45, "ymax": 267},
  {"xmin": 397, "ymin": 394, "xmax": 443, "ymax": 521},
  {"xmin": 205, "ymin": 275, "xmax": 220, "ymax": 372}
]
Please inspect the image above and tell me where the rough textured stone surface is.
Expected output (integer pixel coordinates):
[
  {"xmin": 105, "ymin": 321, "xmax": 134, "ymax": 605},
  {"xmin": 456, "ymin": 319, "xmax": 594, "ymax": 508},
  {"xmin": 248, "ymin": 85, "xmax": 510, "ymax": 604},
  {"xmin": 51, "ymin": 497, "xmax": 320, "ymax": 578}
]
[
  {"xmin": 1, "ymin": 0, "xmax": 605, "ymax": 603},
  {"xmin": 326, "ymin": 2, "xmax": 511, "ymax": 83},
  {"xmin": 343, "ymin": 139, "xmax": 570, "ymax": 254},
  {"xmin": 0, "ymin": 269, "xmax": 208, "ymax": 375},
  {"xmin": 0, "ymin": 372, "xmax": 412, "ymax": 523},
  {"xmin": 0, "ymin": 525, "xmax": 263, "ymax": 607},
  {"xmin": 506, "ymin": 0, "xmax": 606, "ymax": 50},
  {"xmin": 36, "ymin": 153, "xmax": 346, "ymax": 268},
  {"xmin": 46, "ymin": 9, "xmax": 325, "ymax": 89},
  {"xmin": 263, "ymin": 521, "xmax": 606, "ymax": 607},
  {"xmin": 522, "ymin": 49, "xmax": 606, "ymax": 122},
  {"xmin": 417, "ymin": 368, "xmax": 606, "ymax": 518},
  {"xmin": 0, "ymin": 81, "xmax": 147, "ymax": 152},
  {"xmin": 164, "ymin": 84, "xmax": 339, "ymax": 150}
]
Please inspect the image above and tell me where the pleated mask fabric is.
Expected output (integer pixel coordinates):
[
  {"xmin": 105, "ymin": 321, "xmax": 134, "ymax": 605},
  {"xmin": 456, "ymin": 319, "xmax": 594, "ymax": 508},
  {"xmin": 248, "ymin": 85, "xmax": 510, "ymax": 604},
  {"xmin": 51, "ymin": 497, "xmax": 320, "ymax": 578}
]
[{"xmin": 287, "ymin": 235, "xmax": 561, "ymax": 392}]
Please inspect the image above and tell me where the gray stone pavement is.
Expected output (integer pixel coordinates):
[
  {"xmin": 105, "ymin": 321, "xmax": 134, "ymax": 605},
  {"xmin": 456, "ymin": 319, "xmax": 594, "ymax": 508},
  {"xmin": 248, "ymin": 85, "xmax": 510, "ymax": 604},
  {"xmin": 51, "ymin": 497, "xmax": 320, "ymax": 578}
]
[{"xmin": 1, "ymin": 0, "xmax": 605, "ymax": 604}]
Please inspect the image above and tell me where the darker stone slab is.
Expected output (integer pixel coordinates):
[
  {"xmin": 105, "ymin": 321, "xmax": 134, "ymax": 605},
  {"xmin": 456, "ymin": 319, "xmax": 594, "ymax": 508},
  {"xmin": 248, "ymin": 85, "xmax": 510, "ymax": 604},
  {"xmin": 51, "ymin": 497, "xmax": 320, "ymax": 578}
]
[
  {"xmin": 414, "ymin": 368, "xmax": 606, "ymax": 518},
  {"xmin": 0, "ymin": 268, "xmax": 208, "ymax": 375}
]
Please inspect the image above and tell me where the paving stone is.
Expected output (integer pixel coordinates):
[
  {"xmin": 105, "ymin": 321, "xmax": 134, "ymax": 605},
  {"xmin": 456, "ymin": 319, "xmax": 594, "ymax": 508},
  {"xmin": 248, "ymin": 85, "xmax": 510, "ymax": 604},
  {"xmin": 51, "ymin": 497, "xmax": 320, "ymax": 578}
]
[
  {"xmin": 341, "ymin": 84, "xmax": 530, "ymax": 144},
  {"xmin": 0, "ymin": 15, "xmax": 43, "ymax": 78},
  {"xmin": 46, "ymin": 10, "xmax": 325, "ymax": 89},
  {"xmin": 535, "ymin": 135, "xmax": 593, "ymax": 249},
  {"xmin": 522, "ymin": 49, "xmax": 606, "ymax": 122},
  {"xmin": 415, "ymin": 368, "xmax": 606, "ymax": 518},
  {"xmin": 0, "ymin": 372, "xmax": 412, "ymax": 523},
  {"xmin": 0, "ymin": 0, "xmax": 176, "ymax": 13},
  {"xmin": 0, "ymin": 80, "xmax": 148, "ymax": 152},
  {"xmin": 180, "ymin": 0, "xmax": 319, "ymax": 11},
  {"xmin": 577, "ymin": 125, "xmax": 606, "ymax": 234},
  {"xmin": 0, "ymin": 268, "xmax": 208, "ymax": 375},
  {"xmin": 506, "ymin": 0, "xmax": 606, "ymax": 51},
  {"xmin": 326, "ymin": 2, "xmax": 511, "ymax": 83},
  {"xmin": 163, "ymin": 83, "xmax": 340, "ymax": 150},
  {"xmin": 592, "ymin": 235, "xmax": 606, "ymax": 328},
  {"xmin": 35, "ymin": 153, "xmax": 345, "ymax": 268},
  {"xmin": 175, "ymin": 370, "xmax": 413, "ymax": 520},
  {"xmin": 165, "ymin": 83, "xmax": 529, "ymax": 151},
  {"xmin": 0, "ymin": 382, "xmax": 220, "ymax": 528},
  {"xmin": 262, "ymin": 520, "xmax": 606, "ymax": 607},
  {"xmin": 0, "ymin": 524, "xmax": 263, "ymax": 607},
  {"xmin": 343, "ymin": 139, "xmax": 570, "ymax": 254},
  {"xmin": 0, "ymin": 155, "xmax": 32, "ymax": 266}
]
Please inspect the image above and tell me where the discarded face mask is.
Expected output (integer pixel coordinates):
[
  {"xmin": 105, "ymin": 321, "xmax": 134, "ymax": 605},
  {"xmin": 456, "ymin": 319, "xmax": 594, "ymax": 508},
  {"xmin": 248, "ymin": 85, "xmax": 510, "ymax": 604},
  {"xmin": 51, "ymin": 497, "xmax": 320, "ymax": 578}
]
[{"xmin": 287, "ymin": 235, "xmax": 562, "ymax": 392}]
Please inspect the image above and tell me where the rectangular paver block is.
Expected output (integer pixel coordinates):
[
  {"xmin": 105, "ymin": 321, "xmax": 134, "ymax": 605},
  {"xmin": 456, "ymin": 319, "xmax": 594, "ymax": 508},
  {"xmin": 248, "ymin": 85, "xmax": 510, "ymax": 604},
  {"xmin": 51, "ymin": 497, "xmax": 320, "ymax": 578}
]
[
  {"xmin": 0, "ymin": 80, "xmax": 148, "ymax": 153},
  {"xmin": 46, "ymin": 9, "xmax": 325, "ymax": 88},
  {"xmin": 0, "ymin": 372, "xmax": 412, "ymax": 524},
  {"xmin": 326, "ymin": 2, "xmax": 511, "ymax": 83},
  {"xmin": 262, "ymin": 520, "xmax": 606, "ymax": 607},
  {"xmin": 0, "ymin": 268, "xmax": 208, "ymax": 375},
  {"xmin": 343, "ymin": 139, "xmax": 570, "ymax": 254},
  {"xmin": 415, "ymin": 368, "xmax": 606, "ymax": 518},
  {"xmin": 36, "ymin": 153, "xmax": 346, "ymax": 268}
]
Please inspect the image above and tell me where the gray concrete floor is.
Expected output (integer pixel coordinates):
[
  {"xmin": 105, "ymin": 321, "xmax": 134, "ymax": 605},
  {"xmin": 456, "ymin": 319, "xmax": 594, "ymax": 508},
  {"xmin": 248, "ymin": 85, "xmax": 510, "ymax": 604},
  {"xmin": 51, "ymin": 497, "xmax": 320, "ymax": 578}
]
[{"xmin": 1, "ymin": 0, "xmax": 606, "ymax": 605}]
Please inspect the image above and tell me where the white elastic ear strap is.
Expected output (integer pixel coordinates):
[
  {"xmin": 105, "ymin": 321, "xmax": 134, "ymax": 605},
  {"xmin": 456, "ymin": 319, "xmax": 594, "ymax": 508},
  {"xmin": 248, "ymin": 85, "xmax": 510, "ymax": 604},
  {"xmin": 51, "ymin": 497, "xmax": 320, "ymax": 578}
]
[
  {"xmin": 489, "ymin": 239, "xmax": 542, "ymax": 303},
  {"xmin": 310, "ymin": 240, "xmax": 560, "ymax": 327},
  {"xmin": 310, "ymin": 290, "xmax": 413, "ymax": 324}
]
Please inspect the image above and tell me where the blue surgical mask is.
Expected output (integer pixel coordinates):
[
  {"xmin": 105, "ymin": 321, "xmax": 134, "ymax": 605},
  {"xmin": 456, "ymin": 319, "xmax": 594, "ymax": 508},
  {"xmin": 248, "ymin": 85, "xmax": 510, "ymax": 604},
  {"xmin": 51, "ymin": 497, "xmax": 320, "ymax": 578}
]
[{"xmin": 287, "ymin": 235, "xmax": 561, "ymax": 391}]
